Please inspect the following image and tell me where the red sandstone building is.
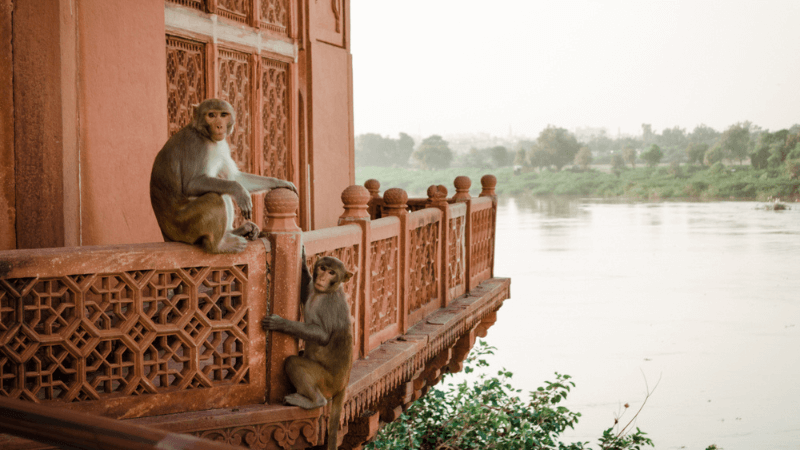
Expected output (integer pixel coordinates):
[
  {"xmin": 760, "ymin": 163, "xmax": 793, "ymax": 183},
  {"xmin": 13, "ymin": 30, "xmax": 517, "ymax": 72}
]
[{"xmin": 0, "ymin": 2, "xmax": 510, "ymax": 449}]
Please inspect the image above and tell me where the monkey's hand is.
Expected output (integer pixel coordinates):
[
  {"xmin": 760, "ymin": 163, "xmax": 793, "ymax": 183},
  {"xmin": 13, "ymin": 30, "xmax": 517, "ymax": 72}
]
[
  {"xmin": 233, "ymin": 183, "xmax": 253, "ymax": 220},
  {"xmin": 261, "ymin": 314, "xmax": 288, "ymax": 332},
  {"xmin": 282, "ymin": 181, "xmax": 298, "ymax": 194}
]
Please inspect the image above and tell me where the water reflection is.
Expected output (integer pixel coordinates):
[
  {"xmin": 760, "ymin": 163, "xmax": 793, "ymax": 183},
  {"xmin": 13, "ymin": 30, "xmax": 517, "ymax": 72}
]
[{"xmin": 485, "ymin": 196, "xmax": 800, "ymax": 450}]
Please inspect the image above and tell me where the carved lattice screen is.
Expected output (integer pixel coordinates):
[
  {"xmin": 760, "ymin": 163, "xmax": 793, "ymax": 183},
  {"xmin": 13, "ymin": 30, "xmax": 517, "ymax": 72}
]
[
  {"xmin": 217, "ymin": 0, "xmax": 250, "ymax": 24},
  {"xmin": 260, "ymin": 0, "xmax": 289, "ymax": 34},
  {"xmin": 448, "ymin": 216, "xmax": 465, "ymax": 292},
  {"xmin": 0, "ymin": 259, "xmax": 262, "ymax": 419},
  {"xmin": 219, "ymin": 49, "xmax": 253, "ymax": 172},
  {"xmin": 369, "ymin": 237, "xmax": 398, "ymax": 335},
  {"xmin": 166, "ymin": 36, "xmax": 206, "ymax": 137},
  {"xmin": 166, "ymin": 0, "xmax": 205, "ymax": 12},
  {"xmin": 408, "ymin": 222, "xmax": 439, "ymax": 313},
  {"xmin": 261, "ymin": 58, "xmax": 290, "ymax": 181},
  {"xmin": 470, "ymin": 206, "xmax": 493, "ymax": 279}
]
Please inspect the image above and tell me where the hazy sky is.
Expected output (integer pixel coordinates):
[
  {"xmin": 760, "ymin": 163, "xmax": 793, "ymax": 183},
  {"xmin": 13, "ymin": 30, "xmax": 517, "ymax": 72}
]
[{"xmin": 351, "ymin": 1, "xmax": 800, "ymax": 139}]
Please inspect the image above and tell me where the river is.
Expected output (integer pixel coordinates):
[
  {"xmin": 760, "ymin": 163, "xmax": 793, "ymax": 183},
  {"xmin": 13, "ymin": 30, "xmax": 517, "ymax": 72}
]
[{"xmin": 482, "ymin": 197, "xmax": 800, "ymax": 449}]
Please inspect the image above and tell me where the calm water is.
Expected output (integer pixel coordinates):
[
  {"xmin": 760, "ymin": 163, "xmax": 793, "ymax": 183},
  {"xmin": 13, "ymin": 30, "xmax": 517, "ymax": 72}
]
[{"xmin": 484, "ymin": 197, "xmax": 800, "ymax": 450}]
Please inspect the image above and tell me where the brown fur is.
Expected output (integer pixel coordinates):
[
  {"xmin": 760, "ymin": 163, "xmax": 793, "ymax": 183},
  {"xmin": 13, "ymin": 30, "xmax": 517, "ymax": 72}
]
[
  {"xmin": 261, "ymin": 255, "xmax": 355, "ymax": 450},
  {"xmin": 150, "ymin": 98, "xmax": 296, "ymax": 253}
]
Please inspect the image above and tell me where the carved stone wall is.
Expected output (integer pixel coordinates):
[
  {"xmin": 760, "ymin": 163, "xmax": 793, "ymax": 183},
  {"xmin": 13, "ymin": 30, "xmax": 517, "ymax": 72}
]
[
  {"xmin": 166, "ymin": 36, "xmax": 206, "ymax": 137},
  {"xmin": 217, "ymin": 0, "xmax": 251, "ymax": 24}
]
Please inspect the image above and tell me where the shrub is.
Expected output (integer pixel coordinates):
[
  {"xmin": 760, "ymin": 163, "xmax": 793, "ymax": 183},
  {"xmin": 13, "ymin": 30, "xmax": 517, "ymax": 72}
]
[{"xmin": 366, "ymin": 342, "xmax": 654, "ymax": 450}]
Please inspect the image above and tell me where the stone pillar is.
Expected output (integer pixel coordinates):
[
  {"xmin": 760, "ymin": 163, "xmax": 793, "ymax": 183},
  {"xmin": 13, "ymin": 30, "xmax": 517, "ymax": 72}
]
[
  {"xmin": 452, "ymin": 176, "xmax": 472, "ymax": 202},
  {"xmin": 382, "ymin": 188, "xmax": 409, "ymax": 333},
  {"xmin": 480, "ymin": 174, "xmax": 498, "ymax": 279},
  {"xmin": 339, "ymin": 185, "xmax": 371, "ymax": 358},
  {"xmin": 427, "ymin": 185, "xmax": 451, "ymax": 307},
  {"xmin": 263, "ymin": 188, "xmax": 303, "ymax": 403},
  {"xmin": 364, "ymin": 178, "xmax": 382, "ymax": 220}
]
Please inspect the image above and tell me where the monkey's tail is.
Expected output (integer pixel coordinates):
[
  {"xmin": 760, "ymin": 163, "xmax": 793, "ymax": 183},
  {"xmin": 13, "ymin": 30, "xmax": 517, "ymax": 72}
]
[{"xmin": 327, "ymin": 389, "xmax": 346, "ymax": 450}]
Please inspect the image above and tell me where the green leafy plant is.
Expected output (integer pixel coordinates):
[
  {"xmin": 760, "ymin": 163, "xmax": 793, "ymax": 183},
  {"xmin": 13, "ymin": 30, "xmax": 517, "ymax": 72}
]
[{"xmin": 365, "ymin": 341, "xmax": 654, "ymax": 450}]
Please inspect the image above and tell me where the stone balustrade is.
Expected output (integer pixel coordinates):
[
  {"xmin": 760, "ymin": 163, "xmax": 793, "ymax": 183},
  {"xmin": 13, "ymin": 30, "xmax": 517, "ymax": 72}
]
[{"xmin": 0, "ymin": 175, "xmax": 509, "ymax": 450}]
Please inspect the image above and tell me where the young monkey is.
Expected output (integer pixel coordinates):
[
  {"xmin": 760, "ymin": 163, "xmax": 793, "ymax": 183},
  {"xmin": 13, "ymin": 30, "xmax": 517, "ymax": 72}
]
[
  {"xmin": 261, "ymin": 254, "xmax": 354, "ymax": 450},
  {"xmin": 150, "ymin": 98, "xmax": 297, "ymax": 254}
]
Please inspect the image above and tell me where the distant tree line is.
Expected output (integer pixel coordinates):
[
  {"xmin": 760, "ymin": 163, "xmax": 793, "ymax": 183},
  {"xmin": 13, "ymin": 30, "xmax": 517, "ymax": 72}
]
[{"xmin": 356, "ymin": 121, "xmax": 800, "ymax": 173}]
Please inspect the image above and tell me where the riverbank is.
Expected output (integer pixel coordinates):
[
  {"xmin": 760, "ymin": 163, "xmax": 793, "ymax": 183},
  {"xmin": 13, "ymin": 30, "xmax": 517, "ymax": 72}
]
[{"xmin": 355, "ymin": 165, "xmax": 800, "ymax": 201}]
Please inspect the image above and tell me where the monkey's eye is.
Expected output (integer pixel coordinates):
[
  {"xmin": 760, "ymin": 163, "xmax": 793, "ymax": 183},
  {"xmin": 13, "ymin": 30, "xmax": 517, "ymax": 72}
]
[
  {"xmin": 207, "ymin": 112, "xmax": 216, "ymax": 118},
  {"xmin": 328, "ymin": 270, "xmax": 336, "ymax": 276},
  {"xmin": 220, "ymin": 112, "xmax": 230, "ymax": 117}
]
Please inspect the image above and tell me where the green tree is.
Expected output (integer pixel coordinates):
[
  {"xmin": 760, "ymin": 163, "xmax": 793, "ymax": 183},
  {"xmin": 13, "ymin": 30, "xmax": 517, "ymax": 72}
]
[
  {"xmin": 704, "ymin": 143, "xmax": 724, "ymax": 166},
  {"xmin": 611, "ymin": 153, "xmax": 626, "ymax": 172},
  {"xmin": 489, "ymin": 146, "xmax": 512, "ymax": 168},
  {"xmin": 529, "ymin": 125, "xmax": 581, "ymax": 171},
  {"xmin": 689, "ymin": 124, "xmax": 720, "ymax": 146},
  {"xmin": 514, "ymin": 148, "xmax": 527, "ymax": 166},
  {"xmin": 575, "ymin": 146, "xmax": 593, "ymax": 171},
  {"xmin": 718, "ymin": 123, "xmax": 750, "ymax": 164},
  {"xmin": 657, "ymin": 126, "xmax": 687, "ymax": 150},
  {"xmin": 622, "ymin": 146, "xmax": 637, "ymax": 168},
  {"xmin": 641, "ymin": 144, "xmax": 663, "ymax": 167},
  {"xmin": 396, "ymin": 132, "xmax": 415, "ymax": 166},
  {"xmin": 355, "ymin": 133, "xmax": 415, "ymax": 167},
  {"xmin": 686, "ymin": 142, "xmax": 708, "ymax": 166},
  {"xmin": 366, "ymin": 341, "xmax": 654, "ymax": 450},
  {"xmin": 413, "ymin": 135, "xmax": 453, "ymax": 170},
  {"xmin": 641, "ymin": 123, "xmax": 655, "ymax": 146}
]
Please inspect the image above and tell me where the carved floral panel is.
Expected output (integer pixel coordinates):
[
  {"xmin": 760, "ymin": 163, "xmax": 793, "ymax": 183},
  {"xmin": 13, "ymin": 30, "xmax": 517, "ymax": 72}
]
[
  {"xmin": 470, "ymin": 209, "xmax": 493, "ymax": 277},
  {"xmin": 217, "ymin": 0, "xmax": 250, "ymax": 24},
  {"xmin": 448, "ymin": 216, "xmax": 465, "ymax": 290},
  {"xmin": 0, "ymin": 266, "xmax": 250, "ymax": 403},
  {"xmin": 408, "ymin": 222, "xmax": 439, "ymax": 312},
  {"xmin": 369, "ymin": 237, "xmax": 398, "ymax": 334},
  {"xmin": 261, "ymin": 58, "xmax": 290, "ymax": 181},
  {"xmin": 219, "ymin": 49, "xmax": 253, "ymax": 173},
  {"xmin": 260, "ymin": 0, "xmax": 289, "ymax": 34},
  {"xmin": 166, "ymin": 36, "xmax": 206, "ymax": 137}
]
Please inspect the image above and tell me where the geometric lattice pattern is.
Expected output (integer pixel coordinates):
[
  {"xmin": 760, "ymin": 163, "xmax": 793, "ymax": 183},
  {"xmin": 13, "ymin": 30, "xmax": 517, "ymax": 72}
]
[
  {"xmin": 448, "ymin": 216, "xmax": 465, "ymax": 291},
  {"xmin": 166, "ymin": 36, "xmax": 206, "ymax": 137},
  {"xmin": 0, "ymin": 266, "xmax": 250, "ymax": 403},
  {"xmin": 219, "ymin": 49, "xmax": 253, "ymax": 173},
  {"xmin": 217, "ymin": 0, "xmax": 250, "ymax": 24},
  {"xmin": 261, "ymin": 58, "xmax": 291, "ymax": 182},
  {"xmin": 369, "ymin": 237, "xmax": 398, "ymax": 334},
  {"xmin": 470, "ymin": 208, "xmax": 493, "ymax": 278},
  {"xmin": 408, "ymin": 222, "xmax": 439, "ymax": 313},
  {"xmin": 260, "ymin": 0, "xmax": 289, "ymax": 34}
]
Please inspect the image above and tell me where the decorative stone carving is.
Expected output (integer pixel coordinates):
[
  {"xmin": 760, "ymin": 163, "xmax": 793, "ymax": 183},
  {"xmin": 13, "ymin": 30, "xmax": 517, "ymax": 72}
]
[
  {"xmin": 166, "ymin": 36, "xmax": 206, "ymax": 137},
  {"xmin": 453, "ymin": 176, "xmax": 471, "ymax": 201},
  {"xmin": 340, "ymin": 185, "xmax": 371, "ymax": 221}
]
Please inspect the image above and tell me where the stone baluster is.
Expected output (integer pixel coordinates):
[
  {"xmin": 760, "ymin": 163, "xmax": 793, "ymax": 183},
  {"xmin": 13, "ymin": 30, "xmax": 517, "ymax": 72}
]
[
  {"xmin": 452, "ymin": 176, "xmax": 472, "ymax": 202},
  {"xmin": 339, "ymin": 185, "xmax": 371, "ymax": 358},
  {"xmin": 364, "ymin": 178, "xmax": 382, "ymax": 220},
  {"xmin": 382, "ymin": 188, "xmax": 410, "ymax": 333},
  {"xmin": 263, "ymin": 188, "xmax": 303, "ymax": 403},
  {"xmin": 480, "ymin": 174, "xmax": 497, "ymax": 279}
]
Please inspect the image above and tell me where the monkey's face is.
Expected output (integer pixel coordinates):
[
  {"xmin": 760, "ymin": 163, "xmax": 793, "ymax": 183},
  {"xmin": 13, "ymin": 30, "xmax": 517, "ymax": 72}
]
[
  {"xmin": 204, "ymin": 109, "xmax": 232, "ymax": 142},
  {"xmin": 314, "ymin": 264, "xmax": 339, "ymax": 293}
]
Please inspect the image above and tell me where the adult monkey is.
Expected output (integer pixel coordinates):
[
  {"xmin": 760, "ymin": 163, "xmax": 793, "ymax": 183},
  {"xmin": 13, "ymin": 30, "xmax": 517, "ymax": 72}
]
[
  {"xmin": 261, "ymin": 254, "xmax": 354, "ymax": 450},
  {"xmin": 150, "ymin": 98, "xmax": 296, "ymax": 254}
]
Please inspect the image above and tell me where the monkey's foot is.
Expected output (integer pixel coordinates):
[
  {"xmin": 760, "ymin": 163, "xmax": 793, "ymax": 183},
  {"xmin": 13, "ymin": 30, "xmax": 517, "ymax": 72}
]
[
  {"xmin": 217, "ymin": 234, "xmax": 248, "ymax": 254},
  {"xmin": 233, "ymin": 221, "xmax": 260, "ymax": 240},
  {"xmin": 284, "ymin": 393, "xmax": 326, "ymax": 410}
]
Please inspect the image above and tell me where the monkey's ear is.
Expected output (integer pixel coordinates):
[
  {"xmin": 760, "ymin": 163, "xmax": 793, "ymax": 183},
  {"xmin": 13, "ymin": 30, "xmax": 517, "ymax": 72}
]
[{"xmin": 343, "ymin": 269, "xmax": 356, "ymax": 283}]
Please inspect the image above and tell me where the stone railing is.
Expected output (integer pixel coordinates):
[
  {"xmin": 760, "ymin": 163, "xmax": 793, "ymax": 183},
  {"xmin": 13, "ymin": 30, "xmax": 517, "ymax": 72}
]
[{"xmin": 0, "ymin": 174, "xmax": 501, "ymax": 449}]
